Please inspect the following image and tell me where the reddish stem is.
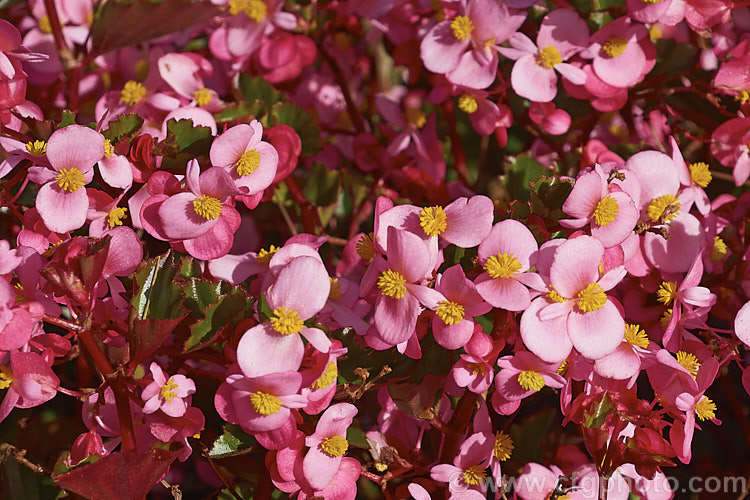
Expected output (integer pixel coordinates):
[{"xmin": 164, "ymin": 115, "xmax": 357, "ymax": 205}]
[
  {"xmin": 284, "ymin": 177, "xmax": 322, "ymax": 234},
  {"xmin": 42, "ymin": 0, "xmax": 79, "ymax": 110}
]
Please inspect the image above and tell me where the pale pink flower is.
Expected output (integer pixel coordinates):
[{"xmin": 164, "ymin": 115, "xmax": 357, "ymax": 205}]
[
  {"xmin": 430, "ymin": 432, "xmax": 493, "ymax": 495},
  {"xmin": 210, "ymin": 121, "xmax": 279, "ymax": 194},
  {"xmin": 711, "ymin": 116, "xmax": 750, "ymax": 186},
  {"xmin": 302, "ymin": 403, "xmax": 357, "ymax": 491},
  {"xmin": 492, "ymin": 351, "xmax": 565, "ymax": 415},
  {"xmin": 141, "ymin": 363, "xmax": 196, "ymax": 418}
]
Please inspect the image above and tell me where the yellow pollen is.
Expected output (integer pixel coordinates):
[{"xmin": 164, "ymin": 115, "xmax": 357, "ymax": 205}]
[
  {"xmin": 647, "ymin": 194, "xmax": 681, "ymax": 223},
  {"xmin": 256, "ymin": 244, "xmax": 279, "ymax": 264},
  {"xmin": 270, "ymin": 306, "xmax": 304, "ymax": 335},
  {"xmin": 245, "ymin": 0, "xmax": 267, "ymax": 21},
  {"xmin": 493, "ymin": 431, "xmax": 514, "ymax": 461},
  {"xmin": 320, "ymin": 435, "xmax": 348, "ymax": 457},
  {"xmin": 25, "ymin": 140, "xmax": 47, "ymax": 156},
  {"xmin": 192, "ymin": 195, "xmax": 223, "ymax": 220},
  {"xmin": 159, "ymin": 378, "xmax": 179, "ymax": 403},
  {"xmin": 107, "ymin": 207, "xmax": 128, "ymax": 228},
  {"xmin": 356, "ymin": 233, "xmax": 376, "ymax": 262},
  {"xmin": 642, "ymin": 0, "xmax": 664, "ymax": 3},
  {"xmin": 695, "ymin": 396, "xmax": 717, "ymax": 421},
  {"xmin": 405, "ymin": 108, "xmax": 426, "ymax": 129},
  {"xmin": 735, "ymin": 90, "xmax": 750, "ymax": 105},
  {"xmin": 676, "ymin": 351, "xmax": 700, "ymax": 377},
  {"xmin": 86, "ymin": 11, "xmax": 93, "ymax": 26},
  {"xmin": 377, "ymin": 269, "xmax": 407, "ymax": 299},
  {"xmin": 546, "ymin": 285, "xmax": 566, "ymax": 303},
  {"xmin": 435, "ymin": 300, "xmax": 465, "ymax": 325},
  {"xmin": 710, "ymin": 236, "xmax": 727, "ymax": 262},
  {"xmin": 193, "ymin": 87, "xmax": 212, "ymax": 107},
  {"xmin": 648, "ymin": 24, "xmax": 662, "ymax": 40},
  {"xmin": 462, "ymin": 465, "xmax": 486, "ymax": 486},
  {"xmin": 537, "ymin": 46, "xmax": 562, "ymax": 68},
  {"xmin": 227, "ymin": 0, "xmax": 247, "ymax": 15},
  {"xmin": 458, "ymin": 94, "xmax": 478, "ymax": 114},
  {"xmin": 120, "ymin": 80, "xmax": 147, "ymax": 106},
  {"xmin": 55, "ymin": 168, "xmax": 86, "ymax": 192},
  {"xmin": 484, "ymin": 38, "xmax": 496, "ymax": 48},
  {"xmin": 250, "ymin": 391, "xmax": 281, "ymax": 415},
  {"xmin": 0, "ymin": 366, "xmax": 11, "ymax": 390},
  {"xmin": 556, "ymin": 360, "xmax": 568, "ymax": 376},
  {"xmin": 484, "ymin": 252, "xmax": 522, "ymax": 279},
  {"xmin": 450, "ymin": 15, "xmax": 474, "ymax": 41},
  {"xmin": 236, "ymin": 149, "xmax": 261, "ymax": 176},
  {"xmin": 328, "ymin": 277, "xmax": 343, "ymax": 300},
  {"xmin": 688, "ymin": 162, "xmax": 712, "ymax": 188},
  {"xmin": 38, "ymin": 16, "xmax": 53, "ymax": 34},
  {"xmin": 592, "ymin": 195, "xmax": 619, "ymax": 226},
  {"xmin": 312, "ymin": 362, "xmax": 338, "ymax": 390},
  {"xmin": 660, "ymin": 308, "xmax": 672, "ymax": 330},
  {"xmin": 103, "ymin": 139, "xmax": 113, "ymax": 158},
  {"xmin": 517, "ymin": 370, "xmax": 545, "ymax": 392},
  {"xmin": 602, "ymin": 37, "xmax": 628, "ymax": 58},
  {"xmin": 467, "ymin": 362, "xmax": 486, "ymax": 376},
  {"xmin": 419, "ymin": 205, "xmax": 447, "ymax": 237},
  {"xmin": 656, "ymin": 281, "xmax": 678, "ymax": 305},
  {"xmin": 624, "ymin": 323, "xmax": 649, "ymax": 348},
  {"xmin": 577, "ymin": 283, "xmax": 607, "ymax": 313}
]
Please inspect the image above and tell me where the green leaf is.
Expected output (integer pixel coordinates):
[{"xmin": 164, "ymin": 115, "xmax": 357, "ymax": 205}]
[
  {"xmin": 584, "ymin": 393, "xmax": 615, "ymax": 429},
  {"xmin": 504, "ymin": 155, "xmax": 547, "ymax": 202},
  {"xmin": 184, "ymin": 293, "xmax": 251, "ymax": 352},
  {"xmin": 130, "ymin": 252, "xmax": 184, "ymax": 321},
  {"xmin": 303, "ymin": 163, "xmax": 341, "ymax": 206},
  {"xmin": 179, "ymin": 256, "xmax": 202, "ymax": 280},
  {"xmin": 209, "ymin": 424, "xmax": 256, "ymax": 459},
  {"xmin": 214, "ymin": 102, "xmax": 263, "ymax": 123},
  {"xmin": 102, "ymin": 113, "xmax": 144, "ymax": 142},
  {"xmin": 530, "ymin": 175, "xmax": 574, "ymax": 220},
  {"xmin": 346, "ymin": 425, "xmax": 368, "ymax": 449},
  {"xmin": 652, "ymin": 39, "xmax": 699, "ymax": 77},
  {"xmin": 58, "ymin": 111, "xmax": 77, "ymax": 128},
  {"xmin": 239, "ymin": 74, "xmax": 284, "ymax": 116},
  {"xmin": 165, "ymin": 119, "xmax": 213, "ymax": 156},
  {"xmin": 182, "ymin": 278, "xmax": 230, "ymax": 317},
  {"xmin": 270, "ymin": 103, "xmax": 322, "ymax": 156}
]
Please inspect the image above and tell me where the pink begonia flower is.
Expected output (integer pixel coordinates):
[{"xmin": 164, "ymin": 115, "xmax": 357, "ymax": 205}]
[
  {"xmin": 70, "ymin": 430, "xmax": 106, "ymax": 465},
  {"xmin": 522, "ymin": 236, "xmax": 626, "ymax": 361},
  {"xmin": 0, "ymin": 276, "xmax": 43, "ymax": 352},
  {"xmin": 499, "ymin": 9, "xmax": 588, "ymax": 102},
  {"xmin": 209, "ymin": 121, "xmax": 279, "ymax": 195},
  {"xmin": 300, "ymin": 341, "xmax": 347, "ymax": 415},
  {"xmin": 430, "ymin": 432, "xmax": 493, "ymax": 495},
  {"xmin": 561, "ymin": 165, "xmax": 639, "ymax": 248},
  {"xmin": 86, "ymin": 189, "xmax": 129, "ymax": 238},
  {"xmin": 26, "ymin": 125, "xmax": 105, "ymax": 233},
  {"xmin": 302, "ymin": 402, "xmax": 357, "ymax": 490},
  {"xmin": 141, "ymin": 363, "xmax": 196, "ymax": 418},
  {"xmin": 736, "ymin": 300, "xmax": 750, "ymax": 347},
  {"xmin": 0, "ymin": 351, "xmax": 60, "ymax": 423},
  {"xmin": 685, "ymin": 0, "xmax": 731, "ymax": 31},
  {"xmin": 210, "ymin": 0, "xmax": 297, "ymax": 59},
  {"xmin": 375, "ymin": 93, "xmax": 429, "ymax": 158},
  {"xmin": 607, "ymin": 463, "xmax": 673, "ymax": 500},
  {"xmin": 711, "ymin": 116, "xmax": 750, "ymax": 186},
  {"xmin": 471, "ymin": 400, "xmax": 514, "ymax": 490},
  {"xmin": 642, "ymin": 211, "xmax": 705, "ymax": 274},
  {"xmin": 451, "ymin": 329, "xmax": 499, "ymax": 394},
  {"xmin": 593, "ymin": 323, "xmax": 654, "ymax": 385},
  {"xmin": 158, "ymin": 52, "xmax": 223, "ymax": 111},
  {"xmin": 237, "ymin": 255, "xmax": 331, "ymax": 378},
  {"xmin": 529, "ymin": 101, "xmax": 571, "ymax": 135},
  {"xmin": 670, "ymin": 136, "xmax": 711, "ymax": 215},
  {"xmin": 491, "ymin": 350, "xmax": 566, "ymax": 415},
  {"xmin": 452, "ymin": 88, "xmax": 509, "ymax": 136},
  {"xmin": 254, "ymin": 33, "xmax": 317, "ymax": 84},
  {"xmin": 627, "ymin": 0, "xmax": 676, "ymax": 24},
  {"xmin": 319, "ymin": 275, "xmax": 370, "ymax": 336},
  {"xmin": 475, "ymin": 219, "xmax": 538, "ymax": 311},
  {"xmin": 420, "ymin": 0, "xmax": 525, "ymax": 89},
  {"xmin": 516, "ymin": 463, "xmax": 599, "ymax": 500},
  {"xmin": 144, "ymin": 406, "xmax": 205, "ymax": 461}
]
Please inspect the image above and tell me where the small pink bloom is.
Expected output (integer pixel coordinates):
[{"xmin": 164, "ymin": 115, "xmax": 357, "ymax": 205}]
[
  {"xmin": 302, "ymin": 403, "xmax": 357, "ymax": 490},
  {"xmin": 141, "ymin": 363, "xmax": 196, "ymax": 418},
  {"xmin": 210, "ymin": 121, "xmax": 279, "ymax": 194}
]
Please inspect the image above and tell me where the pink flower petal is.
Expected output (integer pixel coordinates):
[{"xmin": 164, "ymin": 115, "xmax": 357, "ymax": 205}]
[
  {"xmin": 511, "ymin": 54, "xmax": 558, "ymax": 102},
  {"xmin": 237, "ymin": 323, "xmax": 304, "ymax": 378},
  {"xmin": 567, "ymin": 300, "xmax": 624, "ymax": 359}
]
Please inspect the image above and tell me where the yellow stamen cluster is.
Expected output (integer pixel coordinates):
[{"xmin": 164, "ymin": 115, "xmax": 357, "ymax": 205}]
[
  {"xmin": 311, "ymin": 362, "xmax": 338, "ymax": 390},
  {"xmin": 245, "ymin": 0, "xmax": 267, "ymax": 22},
  {"xmin": 38, "ymin": 16, "xmax": 52, "ymax": 34},
  {"xmin": 192, "ymin": 195, "xmax": 223, "ymax": 220},
  {"xmin": 656, "ymin": 281, "xmax": 678, "ymax": 305},
  {"xmin": 537, "ymin": 46, "xmax": 562, "ymax": 68},
  {"xmin": 688, "ymin": 162, "xmax": 712, "ymax": 188},
  {"xmin": 484, "ymin": 252, "xmax": 522, "ymax": 279},
  {"xmin": 493, "ymin": 431, "xmax": 514, "ymax": 461},
  {"xmin": 695, "ymin": 396, "xmax": 717, "ymax": 421},
  {"xmin": 642, "ymin": 0, "xmax": 665, "ymax": 3},
  {"xmin": 546, "ymin": 286, "xmax": 566, "ymax": 303},
  {"xmin": 25, "ymin": 140, "xmax": 47, "ymax": 156},
  {"xmin": 227, "ymin": 0, "xmax": 247, "ymax": 15},
  {"xmin": 450, "ymin": 15, "xmax": 474, "ymax": 41},
  {"xmin": 419, "ymin": 205, "xmax": 447, "ymax": 237},
  {"xmin": 577, "ymin": 283, "xmax": 607, "ymax": 313},
  {"xmin": 377, "ymin": 269, "xmax": 407, "ymax": 299},
  {"xmin": 56, "ymin": 168, "xmax": 86, "ymax": 192},
  {"xmin": 517, "ymin": 370, "xmax": 545, "ymax": 392},
  {"xmin": 120, "ymin": 80, "xmax": 147, "ymax": 106},
  {"xmin": 462, "ymin": 465, "xmax": 486, "ymax": 486},
  {"xmin": 160, "ymin": 379, "xmax": 179, "ymax": 403},
  {"xmin": 104, "ymin": 139, "xmax": 114, "ymax": 158},
  {"xmin": 256, "ymin": 244, "xmax": 279, "ymax": 264},
  {"xmin": 250, "ymin": 391, "xmax": 281, "ymax": 415},
  {"xmin": 193, "ymin": 87, "xmax": 212, "ymax": 107},
  {"xmin": 458, "ymin": 94, "xmax": 478, "ymax": 114},
  {"xmin": 405, "ymin": 108, "xmax": 426, "ymax": 129},
  {"xmin": 593, "ymin": 195, "xmax": 619, "ymax": 226},
  {"xmin": 735, "ymin": 90, "xmax": 750, "ymax": 105},
  {"xmin": 647, "ymin": 194, "xmax": 680, "ymax": 223},
  {"xmin": 676, "ymin": 351, "xmax": 700, "ymax": 377},
  {"xmin": 107, "ymin": 207, "xmax": 128, "ymax": 228},
  {"xmin": 710, "ymin": 236, "xmax": 727, "ymax": 262},
  {"xmin": 236, "ymin": 149, "xmax": 261, "ymax": 176},
  {"xmin": 603, "ymin": 37, "xmax": 628, "ymax": 58},
  {"xmin": 270, "ymin": 306, "xmax": 304, "ymax": 336},
  {"xmin": 624, "ymin": 323, "xmax": 649, "ymax": 349},
  {"xmin": 328, "ymin": 277, "xmax": 343, "ymax": 300},
  {"xmin": 468, "ymin": 362, "xmax": 486, "ymax": 376},
  {"xmin": 356, "ymin": 233, "xmax": 376, "ymax": 262},
  {"xmin": 320, "ymin": 435, "xmax": 349, "ymax": 457},
  {"xmin": 0, "ymin": 366, "xmax": 12, "ymax": 390},
  {"xmin": 435, "ymin": 300, "xmax": 465, "ymax": 325},
  {"xmin": 556, "ymin": 360, "xmax": 568, "ymax": 376},
  {"xmin": 660, "ymin": 308, "xmax": 672, "ymax": 330}
]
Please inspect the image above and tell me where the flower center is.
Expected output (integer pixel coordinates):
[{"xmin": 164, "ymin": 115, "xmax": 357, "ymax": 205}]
[
  {"xmin": 556, "ymin": 360, "xmax": 568, "ymax": 376},
  {"xmin": 193, "ymin": 87, "xmax": 212, "ymax": 107},
  {"xmin": 356, "ymin": 232, "xmax": 376, "ymax": 262},
  {"xmin": 735, "ymin": 90, "xmax": 750, "ymax": 105},
  {"xmin": 659, "ymin": 308, "xmax": 672, "ymax": 330},
  {"xmin": 256, "ymin": 244, "xmax": 278, "ymax": 264},
  {"xmin": 592, "ymin": 194, "xmax": 619, "ymax": 226},
  {"xmin": 159, "ymin": 378, "xmax": 179, "ymax": 403},
  {"xmin": 25, "ymin": 140, "xmax": 47, "ymax": 156},
  {"xmin": 245, "ymin": 0, "xmax": 267, "ymax": 22},
  {"xmin": 493, "ymin": 431, "xmax": 514, "ymax": 461},
  {"xmin": 468, "ymin": 362, "xmax": 486, "ymax": 376},
  {"xmin": 103, "ymin": 139, "xmax": 114, "ymax": 158},
  {"xmin": 405, "ymin": 108, "xmax": 426, "ymax": 129},
  {"xmin": 0, "ymin": 366, "xmax": 12, "ymax": 390},
  {"xmin": 193, "ymin": 195, "xmax": 223, "ymax": 220},
  {"xmin": 656, "ymin": 281, "xmax": 678, "ymax": 305},
  {"xmin": 419, "ymin": 205, "xmax": 447, "ymax": 237},
  {"xmin": 236, "ymin": 149, "xmax": 261, "ymax": 176},
  {"xmin": 250, "ymin": 391, "xmax": 281, "ymax": 415},
  {"xmin": 602, "ymin": 37, "xmax": 628, "ymax": 58},
  {"xmin": 462, "ymin": 465, "xmax": 486, "ymax": 486},
  {"xmin": 320, "ymin": 435, "xmax": 349, "ymax": 457},
  {"xmin": 107, "ymin": 207, "xmax": 128, "ymax": 228},
  {"xmin": 312, "ymin": 362, "xmax": 338, "ymax": 390},
  {"xmin": 536, "ymin": 46, "xmax": 562, "ymax": 68},
  {"xmin": 120, "ymin": 80, "xmax": 147, "ymax": 106},
  {"xmin": 458, "ymin": 94, "xmax": 478, "ymax": 114},
  {"xmin": 624, "ymin": 323, "xmax": 649, "ymax": 348},
  {"xmin": 688, "ymin": 162, "xmax": 712, "ymax": 188},
  {"xmin": 576, "ymin": 283, "xmax": 607, "ymax": 313},
  {"xmin": 56, "ymin": 168, "xmax": 86, "ymax": 192},
  {"xmin": 484, "ymin": 252, "xmax": 522, "ymax": 279},
  {"xmin": 38, "ymin": 16, "xmax": 53, "ymax": 34},
  {"xmin": 328, "ymin": 277, "xmax": 343, "ymax": 300},
  {"xmin": 647, "ymin": 194, "xmax": 680, "ymax": 223},
  {"xmin": 676, "ymin": 351, "xmax": 700, "ymax": 377},
  {"xmin": 695, "ymin": 396, "xmax": 717, "ymax": 421},
  {"xmin": 450, "ymin": 15, "xmax": 474, "ymax": 41},
  {"xmin": 546, "ymin": 286, "xmax": 566, "ymax": 303},
  {"xmin": 435, "ymin": 300, "xmax": 465, "ymax": 325},
  {"xmin": 227, "ymin": 0, "xmax": 247, "ymax": 15},
  {"xmin": 710, "ymin": 236, "xmax": 727, "ymax": 262},
  {"xmin": 270, "ymin": 306, "xmax": 304, "ymax": 335},
  {"xmin": 377, "ymin": 270, "xmax": 407, "ymax": 299},
  {"xmin": 517, "ymin": 370, "xmax": 545, "ymax": 392}
]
